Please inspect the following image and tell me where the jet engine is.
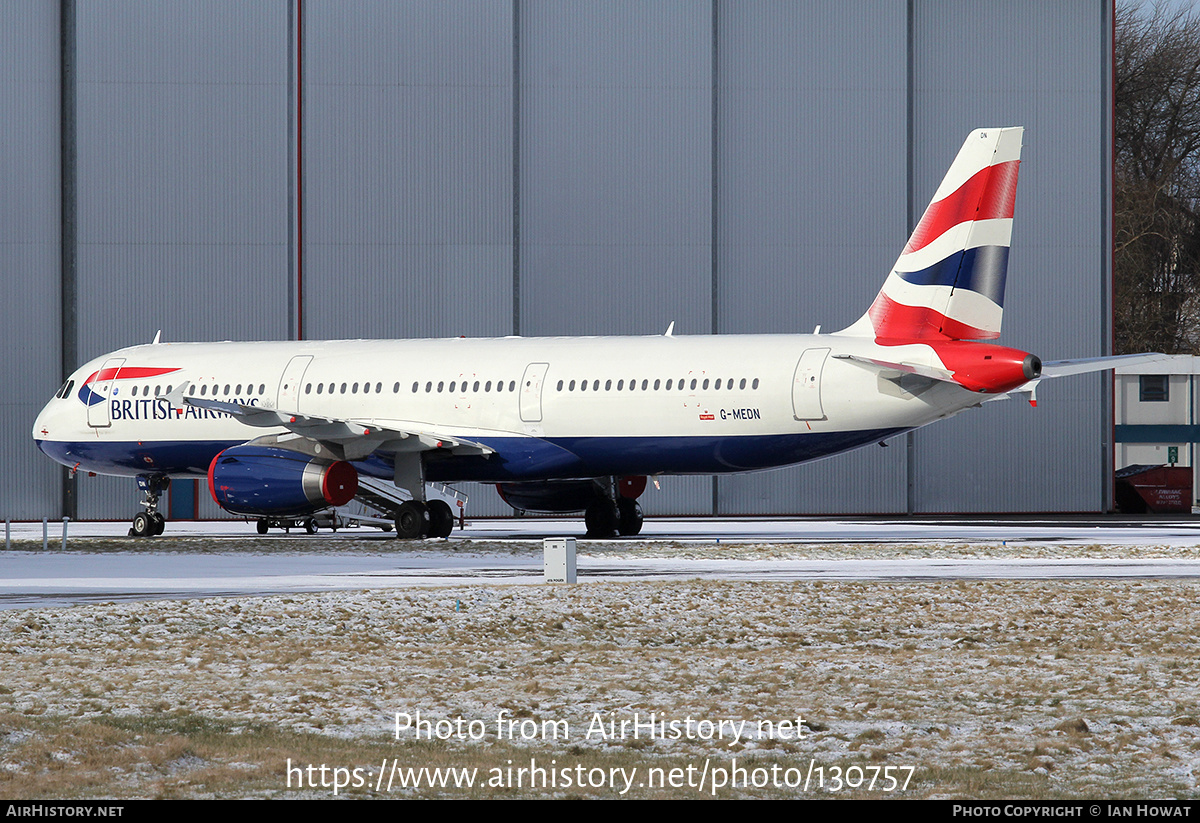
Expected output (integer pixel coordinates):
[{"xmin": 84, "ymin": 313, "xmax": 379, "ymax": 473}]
[
  {"xmin": 496, "ymin": 476, "xmax": 646, "ymax": 513},
  {"xmin": 207, "ymin": 444, "xmax": 358, "ymax": 517},
  {"xmin": 496, "ymin": 480, "xmax": 599, "ymax": 513}
]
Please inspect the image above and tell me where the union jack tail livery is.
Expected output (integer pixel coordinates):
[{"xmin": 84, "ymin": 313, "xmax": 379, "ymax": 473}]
[{"xmin": 844, "ymin": 127, "xmax": 1022, "ymax": 341}]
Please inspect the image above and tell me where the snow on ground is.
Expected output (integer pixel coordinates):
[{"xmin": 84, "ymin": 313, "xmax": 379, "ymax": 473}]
[{"xmin": 2, "ymin": 521, "xmax": 1199, "ymax": 797}]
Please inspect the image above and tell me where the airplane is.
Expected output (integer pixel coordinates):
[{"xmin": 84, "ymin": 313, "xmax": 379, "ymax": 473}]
[{"xmin": 32, "ymin": 127, "xmax": 1161, "ymax": 539}]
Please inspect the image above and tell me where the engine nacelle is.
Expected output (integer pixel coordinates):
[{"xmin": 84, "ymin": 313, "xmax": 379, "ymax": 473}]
[
  {"xmin": 497, "ymin": 476, "xmax": 646, "ymax": 513},
  {"xmin": 207, "ymin": 445, "xmax": 358, "ymax": 517}
]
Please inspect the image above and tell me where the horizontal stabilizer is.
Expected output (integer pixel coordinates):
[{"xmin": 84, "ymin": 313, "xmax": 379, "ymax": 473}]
[
  {"xmin": 1039, "ymin": 353, "xmax": 1169, "ymax": 378},
  {"xmin": 832, "ymin": 353, "xmax": 955, "ymax": 384}
]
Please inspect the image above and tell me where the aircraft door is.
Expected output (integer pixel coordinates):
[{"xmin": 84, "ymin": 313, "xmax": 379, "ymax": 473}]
[
  {"xmin": 87, "ymin": 357, "xmax": 126, "ymax": 428},
  {"xmin": 519, "ymin": 362, "xmax": 550, "ymax": 423},
  {"xmin": 792, "ymin": 348, "xmax": 830, "ymax": 421},
  {"xmin": 277, "ymin": 355, "xmax": 313, "ymax": 412}
]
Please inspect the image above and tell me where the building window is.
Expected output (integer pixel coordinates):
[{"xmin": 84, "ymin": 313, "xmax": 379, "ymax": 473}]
[{"xmin": 1139, "ymin": 375, "xmax": 1170, "ymax": 402}]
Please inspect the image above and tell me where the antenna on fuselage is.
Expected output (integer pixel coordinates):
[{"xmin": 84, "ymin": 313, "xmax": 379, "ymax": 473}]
[
  {"xmin": 664, "ymin": 321, "xmax": 675, "ymax": 337},
  {"xmin": 151, "ymin": 330, "xmax": 162, "ymax": 345}
]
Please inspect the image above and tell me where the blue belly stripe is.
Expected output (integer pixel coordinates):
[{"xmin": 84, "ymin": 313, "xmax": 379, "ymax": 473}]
[{"xmin": 37, "ymin": 428, "xmax": 906, "ymax": 482}]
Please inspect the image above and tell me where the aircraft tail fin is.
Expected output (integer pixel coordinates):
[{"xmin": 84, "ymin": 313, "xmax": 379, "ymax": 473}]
[{"xmin": 842, "ymin": 127, "xmax": 1023, "ymax": 341}]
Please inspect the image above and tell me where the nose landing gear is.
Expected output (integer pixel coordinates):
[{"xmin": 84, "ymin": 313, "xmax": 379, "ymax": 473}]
[{"xmin": 129, "ymin": 475, "xmax": 169, "ymax": 537}]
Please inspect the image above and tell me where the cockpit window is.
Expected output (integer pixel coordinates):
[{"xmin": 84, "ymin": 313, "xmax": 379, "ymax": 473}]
[{"xmin": 56, "ymin": 379, "xmax": 74, "ymax": 399}]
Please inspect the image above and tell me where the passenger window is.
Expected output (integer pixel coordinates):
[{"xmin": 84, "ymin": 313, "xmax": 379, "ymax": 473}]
[
  {"xmin": 654, "ymin": 379, "xmax": 661, "ymax": 390},
  {"xmin": 581, "ymin": 380, "xmax": 588, "ymax": 392},
  {"xmin": 485, "ymin": 381, "xmax": 492, "ymax": 392},
  {"xmin": 752, "ymin": 378, "xmax": 759, "ymax": 389},
  {"xmin": 437, "ymin": 381, "xmax": 444, "ymax": 392},
  {"xmin": 690, "ymin": 379, "xmax": 697, "ymax": 390},
  {"xmin": 412, "ymin": 382, "xmax": 419, "ymax": 393},
  {"xmin": 305, "ymin": 383, "xmax": 311, "ymax": 394},
  {"xmin": 641, "ymin": 379, "xmax": 648, "ymax": 390},
  {"xmin": 569, "ymin": 380, "xmax": 576, "ymax": 391},
  {"xmin": 605, "ymin": 379, "xmax": 612, "ymax": 391},
  {"xmin": 508, "ymin": 380, "xmax": 515, "ymax": 391},
  {"xmin": 557, "ymin": 380, "xmax": 564, "ymax": 391},
  {"xmin": 703, "ymin": 379, "xmax": 709, "ymax": 390},
  {"xmin": 426, "ymin": 382, "xmax": 433, "ymax": 392},
  {"xmin": 665, "ymin": 379, "xmax": 672, "ymax": 390},
  {"xmin": 317, "ymin": 384, "xmax": 324, "ymax": 394}
]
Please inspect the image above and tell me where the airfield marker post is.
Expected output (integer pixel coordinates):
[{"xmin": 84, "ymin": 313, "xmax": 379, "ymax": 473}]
[
  {"xmin": 61, "ymin": 517, "xmax": 69, "ymax": 551},
  {"xmin": 42, "ymin": 517, "xmax": 48, "ymax": 552}
]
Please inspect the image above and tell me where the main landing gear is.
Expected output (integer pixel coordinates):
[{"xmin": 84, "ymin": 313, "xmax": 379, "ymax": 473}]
[
  {"xmin": 584, "ymin": 477, "xmax": 645, "ymax": 538},
  {"xmin": 129, "ymin": 474, "xmax": 169, "ymax": 537},
  {"xmin": 585, "ymin": 497, "xmax": 643, "ymax": 538},
  {"xmin": 394, "ymin": 499, "xmax": 455, "ymax": 540}
]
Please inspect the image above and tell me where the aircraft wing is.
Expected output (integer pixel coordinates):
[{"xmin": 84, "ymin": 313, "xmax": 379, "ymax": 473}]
[{"xmin": 177, "ymin": 389, "xmax": 494, "ymax": 461}]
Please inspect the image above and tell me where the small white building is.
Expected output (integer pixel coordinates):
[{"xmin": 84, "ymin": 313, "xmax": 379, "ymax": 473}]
[{"xmin": 1116, "ymin": 356, "xmax": 1200, "ymax": 506}]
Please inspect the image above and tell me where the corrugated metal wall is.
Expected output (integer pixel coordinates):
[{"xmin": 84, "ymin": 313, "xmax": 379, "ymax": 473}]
[
  {"xmin": 73, "ymin": 0, "xmax": 290, "ymax": 519},
  {"xmin": 517, "ymin": 0, "xmax": 714, "ymax": 515},
  {"xmin": 4, "ymin": 1, "xmax": 1111, "ymax": 521},
  {"xmin": 0, "ymin": 1, "xmax": 62, "ymax": 519},
  {"xmin": 907, "ymin": 1, "xmax": 1109, "ymax": 512},
  {"xmin": 714, "ymin": 0, "xmax": 909, "ymax": 514},
  {"xmin": 303, "ymin": 0, "xmax": 514, "ymax": 341}
]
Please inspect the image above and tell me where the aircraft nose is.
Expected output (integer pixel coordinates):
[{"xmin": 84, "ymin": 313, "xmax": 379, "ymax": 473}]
[{"xmin": 33, "ymin": 398, "xmax": 54, "ymax": 443}]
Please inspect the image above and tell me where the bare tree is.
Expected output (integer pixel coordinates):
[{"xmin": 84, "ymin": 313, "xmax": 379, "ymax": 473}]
[{"xmin": 1115, "ymin": 1, "xmax": 1200, "ymax": 354}]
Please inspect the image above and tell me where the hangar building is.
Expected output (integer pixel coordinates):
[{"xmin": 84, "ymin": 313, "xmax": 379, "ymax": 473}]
[{"xmin": 4, "ymin": 1, "xmax": 1114, "ymax": 521}]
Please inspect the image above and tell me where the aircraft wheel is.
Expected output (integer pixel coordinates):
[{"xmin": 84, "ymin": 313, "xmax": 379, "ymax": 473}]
[
  {"xmin": 256, "ymin": 518, "xmax": 269, "ymax": 535},
  {"xmin": 131, "ymin": 512, "xmax": 154, "ymax": 538},
  {"xmin": 151, "ymin": 512, "xmax": 166, "ymax": 536},
  {"xmin": 395, "ymin": 500, "xmax": 430, "ymax": 539},
  {"xmin": 585, "ymin": 501, "xmax": 617, "ymax": 538},
  {"xmin": 617, "ymin": 498, "xmax": 643, "ymax": 536},
  {"xmin": 304, "ymin": 518, "xmax": 318, "ymax": 535},
  {"xmin": 428, "ymin": 500, "xmax": 455, "ymax": 538}
]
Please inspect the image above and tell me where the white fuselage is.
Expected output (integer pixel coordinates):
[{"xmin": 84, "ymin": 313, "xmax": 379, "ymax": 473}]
[{"xmin": 34, "ymin": 334, "xmax": 983, "ymax": 483}]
